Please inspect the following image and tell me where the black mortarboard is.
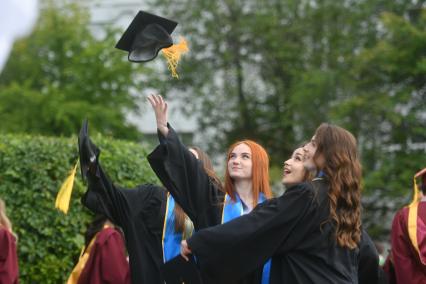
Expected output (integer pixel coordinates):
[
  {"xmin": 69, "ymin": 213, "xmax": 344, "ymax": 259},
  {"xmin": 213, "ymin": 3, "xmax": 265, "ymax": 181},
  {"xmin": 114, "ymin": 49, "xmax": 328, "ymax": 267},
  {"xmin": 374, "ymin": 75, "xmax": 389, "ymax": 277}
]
[
  {"xmin": 115, "ymin": 11, "xmax": 178, "ymax": 62},
  {"xmin": 78, "ymin": 119, "xmax": 100, "ymax": 181},
  {"xmin": 161, "ymin": 255, "xmax": 203, "ymax": 284}
]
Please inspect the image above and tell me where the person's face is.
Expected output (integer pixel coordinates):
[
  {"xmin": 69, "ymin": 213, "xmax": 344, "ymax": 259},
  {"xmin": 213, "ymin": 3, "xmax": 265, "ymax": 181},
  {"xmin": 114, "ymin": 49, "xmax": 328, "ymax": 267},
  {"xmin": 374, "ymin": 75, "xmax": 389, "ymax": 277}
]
[
  {"xmin": 303, "ymin": 136, "xmax": 318, "ymax": 170},
  {"xmin": 189, "ymin": 148, "xmax": 199, "ymax": 159},
  {"xmin": 282, "ymin": 148, "xmax": 306, "ymax": 186},
  {"xmin": 228, "ymin": 143, "xmax": 253, "ymax": 180}
]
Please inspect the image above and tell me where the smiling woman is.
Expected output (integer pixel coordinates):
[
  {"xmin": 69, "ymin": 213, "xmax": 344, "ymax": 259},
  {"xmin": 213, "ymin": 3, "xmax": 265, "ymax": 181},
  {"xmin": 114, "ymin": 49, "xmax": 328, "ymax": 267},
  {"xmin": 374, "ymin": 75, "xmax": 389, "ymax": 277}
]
[
  {"xmin": 181, "ymin": 123, "xmax": 382, "ymax": 284},
  {"xmin": 147, "ymin": 94, "xmax": 274, "ymax": 283},
  {"xmin": 282, "ymin": 147, "xmax": 307, "ymax": 187},
  {"xmin": 224, "ymin": 140, "xmax": 272, "ymax": 212}
]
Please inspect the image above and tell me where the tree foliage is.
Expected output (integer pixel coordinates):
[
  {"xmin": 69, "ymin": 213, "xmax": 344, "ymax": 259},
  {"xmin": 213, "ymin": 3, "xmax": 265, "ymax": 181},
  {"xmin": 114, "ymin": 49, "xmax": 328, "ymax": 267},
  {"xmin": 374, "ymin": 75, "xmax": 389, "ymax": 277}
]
[
  {"xmin": 148, "ymin": 0, "xmax": 425, "ymax": 238},
  {"xmin": 0, "ymin": 133, "xmax": 157, "ymax": 283},
  {"xmin": 0, "ymin": 1, "xmax": 149, "ymax": 140}
]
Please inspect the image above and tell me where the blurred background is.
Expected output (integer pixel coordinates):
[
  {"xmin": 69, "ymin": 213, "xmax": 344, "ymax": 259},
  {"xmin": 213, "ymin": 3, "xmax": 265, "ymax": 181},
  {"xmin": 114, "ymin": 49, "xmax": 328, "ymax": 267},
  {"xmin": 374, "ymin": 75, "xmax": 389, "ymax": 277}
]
[{"xmin": 0, "ymin": 0, "xmax": 425, "ymax": 282}]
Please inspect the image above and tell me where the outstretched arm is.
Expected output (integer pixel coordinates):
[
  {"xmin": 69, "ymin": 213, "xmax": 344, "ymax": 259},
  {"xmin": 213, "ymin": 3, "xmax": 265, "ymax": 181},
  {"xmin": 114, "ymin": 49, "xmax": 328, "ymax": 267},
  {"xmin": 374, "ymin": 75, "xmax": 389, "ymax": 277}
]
[
  {"xmin": 147, "ymin": 95, "xmax": 224, "ymax": 230},
  {"xmin": 80, "ymin": 135, "xmax": 157, "ymax": 229},
  {"xmin": 184, "ymin": 184, "xmax": 316, "ymax": 282}
]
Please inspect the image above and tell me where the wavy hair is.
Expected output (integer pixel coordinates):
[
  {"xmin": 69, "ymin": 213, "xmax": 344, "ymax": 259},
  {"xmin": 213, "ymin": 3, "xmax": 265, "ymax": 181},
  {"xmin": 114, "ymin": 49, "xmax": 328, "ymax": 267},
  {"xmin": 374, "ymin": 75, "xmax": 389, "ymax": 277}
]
[
  {"xmin": 314, "ymin": 123, "xmax": 362, "ymax": 249},
  {"xmin": 224, "ymin": 140, "xmax": 272, "ymax": 208}
]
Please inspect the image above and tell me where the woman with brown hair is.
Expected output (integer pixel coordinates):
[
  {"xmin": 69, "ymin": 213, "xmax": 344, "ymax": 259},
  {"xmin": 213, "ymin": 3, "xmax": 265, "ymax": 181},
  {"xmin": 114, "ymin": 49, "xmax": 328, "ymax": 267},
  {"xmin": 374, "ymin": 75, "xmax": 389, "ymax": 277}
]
[
  {"xmin": 180, "ymin": 123, "xmax": 381, "ymax": 284},
  {"xmin": 0, "ymin": 198, "xmax": 19, "ymax": 284},
  {"xmin": 147, "ymin": 94, "xmax": 273, "ymax": 283},
  {"xmin": 79, "ymin": 121, "xmax": 220, "ymax": 284}
]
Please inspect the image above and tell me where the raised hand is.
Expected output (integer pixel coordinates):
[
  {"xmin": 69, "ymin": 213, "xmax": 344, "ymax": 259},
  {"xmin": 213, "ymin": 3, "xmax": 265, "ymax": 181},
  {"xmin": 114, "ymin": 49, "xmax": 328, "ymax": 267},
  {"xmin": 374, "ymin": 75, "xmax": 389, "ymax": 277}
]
[{"xmin": 147, "ymin": 94, "xmax": 169, "ymax": 137}]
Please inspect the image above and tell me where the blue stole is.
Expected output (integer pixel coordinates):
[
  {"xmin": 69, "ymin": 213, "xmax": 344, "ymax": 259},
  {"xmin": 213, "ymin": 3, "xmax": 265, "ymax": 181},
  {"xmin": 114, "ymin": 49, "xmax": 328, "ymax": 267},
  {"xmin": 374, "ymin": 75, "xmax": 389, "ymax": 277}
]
[
  {"xmin": 162, "ymin": 194, "xmax": 190, "ymax": 262},
  {"xmin": 222, "ymin": 193, "xmax": 272, "ymax": 284}
]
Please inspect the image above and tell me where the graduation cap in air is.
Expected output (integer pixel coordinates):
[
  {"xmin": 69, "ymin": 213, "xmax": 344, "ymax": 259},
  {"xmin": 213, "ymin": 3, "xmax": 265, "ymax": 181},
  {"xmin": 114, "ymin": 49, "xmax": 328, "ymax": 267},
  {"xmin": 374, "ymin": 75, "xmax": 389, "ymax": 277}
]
[
  {"xmin": 78, "ymin": 119, "xmax": 100, "ymax": 182},
  {"xmin": 161, "ymin": 255, "xmax": 203, "ymax": 284},
  {"xmin": 55, "ymin": 119, "xmax": 100, "ymax": 214},
  {"xmin": 115, "ymin": 11, "xmax": 189, "ymax": 78}
]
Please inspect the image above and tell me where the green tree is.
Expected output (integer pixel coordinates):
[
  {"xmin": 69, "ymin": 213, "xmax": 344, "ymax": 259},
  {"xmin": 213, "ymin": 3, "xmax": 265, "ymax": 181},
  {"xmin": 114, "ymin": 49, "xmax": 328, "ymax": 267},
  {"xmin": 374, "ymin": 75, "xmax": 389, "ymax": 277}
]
[
  {"xmin": 0, "ymin": 1, "xmax": 149, "ymax": 140},
  {"xmin": 333, "ymin": 7, "xmax": 426, "ymax": 198},
  {"xmin": 147, "ymin": 0, "xmax": 416, "ymax": 161}
]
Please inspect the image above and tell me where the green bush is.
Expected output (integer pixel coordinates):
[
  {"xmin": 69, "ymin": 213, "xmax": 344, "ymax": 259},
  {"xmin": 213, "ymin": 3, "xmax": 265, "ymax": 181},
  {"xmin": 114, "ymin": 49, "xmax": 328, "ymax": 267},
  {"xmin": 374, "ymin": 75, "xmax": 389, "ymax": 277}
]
[{"xmin": 0, "ymin": 133, "xmax": 158, "ymax": 283}]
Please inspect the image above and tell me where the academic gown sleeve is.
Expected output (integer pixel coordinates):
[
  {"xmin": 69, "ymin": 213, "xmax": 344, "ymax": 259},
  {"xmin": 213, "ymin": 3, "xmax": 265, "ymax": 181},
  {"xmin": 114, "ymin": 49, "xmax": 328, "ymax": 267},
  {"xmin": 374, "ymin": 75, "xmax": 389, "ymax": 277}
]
[
  {"xmin": 186, "ymin": 183, "xmax": 316, "ymax": 283},
  {"xmin": 81, "ymin": 158, "xmax": 161, "ymax": 231},
  {"xmin": 147, "ymin": 124, "xmax": 224, "ymax": 229},
  {"xmin": 0, "ymin": 228, "xmax": 19, "ymax": 284},
  {"xmin": 358, "ymin": 229, "xmax": 385, "ymax": 284}
]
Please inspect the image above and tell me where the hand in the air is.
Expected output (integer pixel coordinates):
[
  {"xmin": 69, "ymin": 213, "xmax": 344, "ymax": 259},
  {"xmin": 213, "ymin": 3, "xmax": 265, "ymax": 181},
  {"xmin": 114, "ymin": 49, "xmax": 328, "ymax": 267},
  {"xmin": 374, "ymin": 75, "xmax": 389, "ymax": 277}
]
[{"xmin": 147, "ymin": 94, "xmax": 169, "ymax": 137}]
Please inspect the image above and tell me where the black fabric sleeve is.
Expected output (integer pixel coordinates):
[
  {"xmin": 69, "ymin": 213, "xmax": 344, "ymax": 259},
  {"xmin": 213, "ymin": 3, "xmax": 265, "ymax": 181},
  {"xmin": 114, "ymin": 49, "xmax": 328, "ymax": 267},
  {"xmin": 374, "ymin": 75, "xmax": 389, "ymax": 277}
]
[
  {"xmin": 358, "ymin": 229, "xmax": 385, "ymax": 284},
  {"xmin": 186, "ymin": 183, "xmax": 316, "ymax": 282},
  {"xmin": 81, "ymin": 160, "xmax": 160, "ymax": 229},
  {"xmin": 147, "ymin": 124, "xmax": 224, "ymax": 229}
]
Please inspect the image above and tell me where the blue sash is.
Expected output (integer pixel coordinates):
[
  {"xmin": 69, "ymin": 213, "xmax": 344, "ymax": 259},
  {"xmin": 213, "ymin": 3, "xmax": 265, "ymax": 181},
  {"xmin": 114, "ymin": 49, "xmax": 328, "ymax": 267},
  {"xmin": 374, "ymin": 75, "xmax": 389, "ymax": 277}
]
[
  {"xmin": 222, "ymin": 193, "xmax": 272, "ymax": 284},
  {"xmin": 162, "ymin": 195, "xmax": 189, "ymax": 262}
]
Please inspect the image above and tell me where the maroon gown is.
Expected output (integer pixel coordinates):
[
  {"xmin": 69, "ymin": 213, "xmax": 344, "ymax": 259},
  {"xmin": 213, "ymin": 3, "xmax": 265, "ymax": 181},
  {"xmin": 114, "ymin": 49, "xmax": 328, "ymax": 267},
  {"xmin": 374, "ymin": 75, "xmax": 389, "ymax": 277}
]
[
  {"xmin": 77, "ymin": 227, "xmax": 130, "ymax": 284},
  {"xmin": 389, "ymin": 201, "xmax": 426, "ymax": 284},
  {"xmin": 0, "ymin": 227, "xmax": 19, "ymax": 284}
]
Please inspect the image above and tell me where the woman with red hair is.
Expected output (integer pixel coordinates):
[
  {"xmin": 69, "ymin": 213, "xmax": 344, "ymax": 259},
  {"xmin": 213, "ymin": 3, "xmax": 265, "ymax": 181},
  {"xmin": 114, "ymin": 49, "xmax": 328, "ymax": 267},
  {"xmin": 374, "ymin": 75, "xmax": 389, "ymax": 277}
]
[
  {"xmin": 147, "ymin": 94, "xmax": 273, "ymax": 283},
  {"xmin": 180, "ymin": 123, "xmax": 382, "ymax": 284}
]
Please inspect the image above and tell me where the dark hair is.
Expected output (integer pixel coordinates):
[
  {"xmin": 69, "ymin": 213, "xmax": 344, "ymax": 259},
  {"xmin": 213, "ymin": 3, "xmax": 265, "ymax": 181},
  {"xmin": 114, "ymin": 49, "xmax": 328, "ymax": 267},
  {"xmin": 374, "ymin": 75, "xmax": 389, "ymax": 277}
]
[
  {"xmin": 296, "ymin": 142, "xmax": 316, "ymax": 182},
  {"xmin": 84, "ymin": 214, "xmax": 108, "ymax": 248},
  {"xmin": 171, "ymin": 146, "xmax": 223, "ymax": 233},
  {"xmin": 314, "ymin": 123, "xmax": 362, "ymax": 250},
  {"xmin": 189, "ymin": 146, "xmax": 223, "ymax": 190},
  {"xmin": 421, "ymin": 178, "xmax": 426, "ymax": 195}
]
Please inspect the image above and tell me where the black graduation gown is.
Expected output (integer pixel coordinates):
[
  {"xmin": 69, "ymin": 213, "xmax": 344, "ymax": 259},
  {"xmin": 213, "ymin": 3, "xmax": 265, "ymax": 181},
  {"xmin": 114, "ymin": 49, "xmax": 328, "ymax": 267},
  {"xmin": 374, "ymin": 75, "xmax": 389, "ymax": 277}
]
[
  {"xmin": 147, "ymin": 125, "xmax": 264, "ymax": 283},
  {"xmin": 82, "ymin": 161, "xmax": 167, "ymax": 284},
  {"xmin": 186, "ymin": 178, "xmax": 382, "ymax": 284},
  {"xmin": 147, "ymin": 125, "xmax": 224, "ymax": 230}
]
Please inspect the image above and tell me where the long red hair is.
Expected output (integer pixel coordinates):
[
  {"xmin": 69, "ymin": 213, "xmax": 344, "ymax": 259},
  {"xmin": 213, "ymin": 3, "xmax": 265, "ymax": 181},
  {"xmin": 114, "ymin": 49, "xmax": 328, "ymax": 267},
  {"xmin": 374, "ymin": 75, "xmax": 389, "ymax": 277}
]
[{"xmin": 224, "ymin": 140, "xmax": 272, "ymax": 208}]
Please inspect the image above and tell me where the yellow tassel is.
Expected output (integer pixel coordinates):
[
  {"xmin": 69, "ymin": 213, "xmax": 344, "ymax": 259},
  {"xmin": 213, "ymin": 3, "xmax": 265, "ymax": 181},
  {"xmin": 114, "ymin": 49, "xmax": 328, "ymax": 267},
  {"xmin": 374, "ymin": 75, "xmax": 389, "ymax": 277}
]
[
  {"xmin": 55, "ymin": 161, "xmax": 78, "ymax": 214},
  {"xmin": 409, "ymin": 175, "xmax": 420, "ymax": 206},
  {"xmin": 161, "ymin": 36, "xmax": 189, "ymax": 78}
]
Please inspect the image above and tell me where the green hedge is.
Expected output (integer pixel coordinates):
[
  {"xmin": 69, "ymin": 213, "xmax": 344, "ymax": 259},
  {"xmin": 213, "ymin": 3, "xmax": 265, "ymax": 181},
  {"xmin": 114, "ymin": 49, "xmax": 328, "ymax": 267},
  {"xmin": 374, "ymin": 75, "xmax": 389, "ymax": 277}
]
[{"xmin": 0, "ymin": 134, "xmax": 158, "ymax": 283}]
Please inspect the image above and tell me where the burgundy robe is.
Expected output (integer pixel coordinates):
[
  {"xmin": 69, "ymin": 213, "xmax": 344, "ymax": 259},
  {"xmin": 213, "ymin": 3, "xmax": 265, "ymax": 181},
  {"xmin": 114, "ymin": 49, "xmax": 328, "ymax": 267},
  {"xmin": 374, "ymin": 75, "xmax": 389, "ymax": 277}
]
[
  {"xmin": 77, "ymin": 227, "xmax": 130, "ymax": 284},
  {"xmin": 390, "ymin": 201, "xmax": 426, "ymax": 283},
  {"xmin": 0, "ymin": 227, "xmax": 19, "ymax": 284}
]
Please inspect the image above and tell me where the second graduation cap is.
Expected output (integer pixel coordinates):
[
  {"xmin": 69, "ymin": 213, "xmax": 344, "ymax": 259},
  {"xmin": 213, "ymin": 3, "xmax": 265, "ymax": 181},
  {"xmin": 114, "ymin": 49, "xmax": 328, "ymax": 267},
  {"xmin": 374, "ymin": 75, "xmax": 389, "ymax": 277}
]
[{"xmin": 78, "ymin": 119, "xmax": 100, "ymax": 181}]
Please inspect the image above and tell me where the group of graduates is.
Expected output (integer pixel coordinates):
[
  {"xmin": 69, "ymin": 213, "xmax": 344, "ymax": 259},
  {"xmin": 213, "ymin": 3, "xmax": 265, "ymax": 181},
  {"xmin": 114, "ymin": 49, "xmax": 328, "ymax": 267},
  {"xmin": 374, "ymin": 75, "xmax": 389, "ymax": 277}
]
[
  {"xmin": 64, "ymin": 94, "xmax": 426, "ymax": 284},
  {"xmin": 0, "ymin": 95, "xmax": 425, "ymax": 284},
  {"xmin": 1, "ymin": 8, "xmax": 425, "ymax": 283}
]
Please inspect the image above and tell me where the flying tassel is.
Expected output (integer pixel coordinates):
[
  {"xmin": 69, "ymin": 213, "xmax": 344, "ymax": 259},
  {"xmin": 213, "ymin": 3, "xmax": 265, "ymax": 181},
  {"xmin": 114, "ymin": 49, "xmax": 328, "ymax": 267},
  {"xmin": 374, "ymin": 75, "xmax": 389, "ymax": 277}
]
[
  {"xmin": 55, "ymin": 160, "xmax": 79, "ymax": 214},
  {"xmin": 161, "ymin": 36, "xmax": 189, "ymax": 78}
]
